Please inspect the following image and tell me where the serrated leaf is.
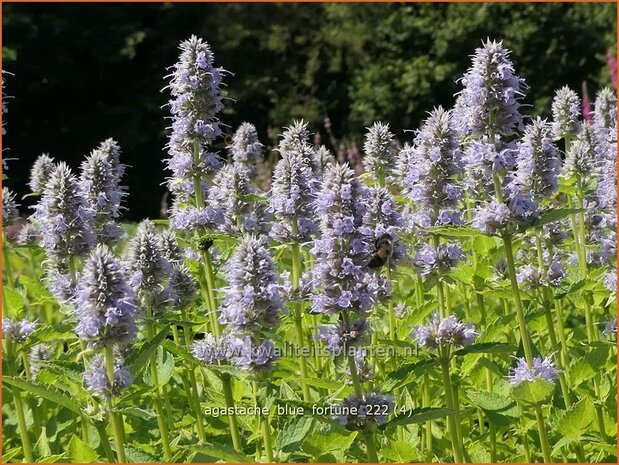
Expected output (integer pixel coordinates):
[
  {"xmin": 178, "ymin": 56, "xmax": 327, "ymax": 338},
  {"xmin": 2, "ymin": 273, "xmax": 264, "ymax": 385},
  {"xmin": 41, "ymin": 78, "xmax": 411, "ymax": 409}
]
[
  {"xmin": 511, "ymin": 378, "xmax": 555, "ymax": 405},
  {"xmin": 276, "ymin": 415, "xmax": 313, "ymax": 453},
  {"xmin": 466, "ymin": 390, "xmax": 515, "ymax": 411},
  {"xmin": 127, "ymin": 327, "xmax": 169, "ymax": 377},
  {"xmin": 68, "ymin": 435, "xmax": 98, "ymax": 463},
  {"xmin": 184, "ymin": 443, "xmax": 252, "ymax": 462},
  {"xmin": 556, "ymin": 399, "xmax": 595, "ymax": 440},
  {"xmin": 124, "ymin": 444, "xmax": 159, "ymax": 463},
  {"xmin": 3, "ymin": 376, "xmax": 82, "ymax": 414},
  {"xmin": 382, "ymin": 407, "xmax": 455, "ymax": 428},
  {"xmin": 454, "ymin": 342, "xmax": 516, "ymax": 356},
  {"xmin": 381, "ymin": 439, "xmax": 420, "ymax": 462}
]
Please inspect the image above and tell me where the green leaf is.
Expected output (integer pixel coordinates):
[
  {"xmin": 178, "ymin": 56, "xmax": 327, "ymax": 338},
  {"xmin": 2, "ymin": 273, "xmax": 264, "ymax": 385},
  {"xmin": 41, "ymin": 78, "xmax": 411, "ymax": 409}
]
[
  {"xmin": 424, "ymin": 225, "xmax": 486, "ymax": 237},
  {"xmin": 454, "ymin": 342, "xmax": 516, "ymax": 356},
  {"xmin": 551, "ymin": 436, "xmax": 575, "ymax": 456},
  {"xmin": 304, "ymin": 429, "xmax": 357, "ymax": 461},
  {"xmin": 3, "ymin": 376, "xmax": 82, "ymax": 414},
  {"xmin": 276, "ymin": 415, "xmax": 313, "ymax": 453},
  {"xmin": 554, "ymin": 279, "xmax": 585, "ymax": 299},
  {"xmin": 34, "ymin": 427, "xmax": 52, "ymax": 458},
  {"xmin": 3, "ymin": 287, "xmax": 25, "ymax": 314},
  {"xmin": 532, "ymin": 208, "xmax": 583, "ymax": 228},
  {"xmin": 127, "ymin": 327, "xmax": 169, "ymax": 377},
  {"xmin": 68, "ymin": 435, "xmax": 98, "ymax": 463},
  {"xmin": 19, "ymin": 275, "xmax": 55, "ymax": 302},
  {"xmin": 511, "ymin": 378, "xmax": 555, "ymax": 405},
  {"xmin": 555, "ymin": 399, "xmax": 596, "ymax": 440},
  {"xmin": 300, "ymin": 377, "xmax": 342, "ymax": 391},
  {"xmin": 466, "ymin": 390, "xmax": 515, "ymax": 411},
  {"xmin": 237, "ymin": 193, "xmax": 268, "ymax": 203},
  {"xmin": 384, "ymin": 359, "xmax": 438, "ymax": 391},
  {"xmin": 466, "ymin": 390, "xmax": 520, "ymax": 426},
  {"xmin": 124, "ymin": 444, "xmax": 159, "ymax": 463},
  {"xmin": 382, "ymin": 407, "xmax": 455, "ymax": 428},
  {"xmin": 157, "ymin": 348, "xmax": 175, "ymax": 386},
  {"xmin": 184, "ymin": 443, "xmax": 252, "ymax": 462},
  {"xmin": 381, "ymin": 439, "xmax": 420, "ymax": 462}
]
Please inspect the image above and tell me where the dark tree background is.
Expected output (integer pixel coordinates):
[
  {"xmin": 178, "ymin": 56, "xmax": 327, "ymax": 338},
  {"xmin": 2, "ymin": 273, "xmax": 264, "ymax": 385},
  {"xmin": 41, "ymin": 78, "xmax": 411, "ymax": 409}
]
[{"xmin": 2, "ymin": 2, "xmax": 616, "ymax": 220}]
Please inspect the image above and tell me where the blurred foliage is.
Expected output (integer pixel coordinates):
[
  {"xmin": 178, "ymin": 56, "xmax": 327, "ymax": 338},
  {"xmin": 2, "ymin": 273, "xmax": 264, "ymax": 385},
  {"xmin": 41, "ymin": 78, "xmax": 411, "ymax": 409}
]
[{"xmin": 2, "ymin": 2, "xmax": 616, "ymax": 219}]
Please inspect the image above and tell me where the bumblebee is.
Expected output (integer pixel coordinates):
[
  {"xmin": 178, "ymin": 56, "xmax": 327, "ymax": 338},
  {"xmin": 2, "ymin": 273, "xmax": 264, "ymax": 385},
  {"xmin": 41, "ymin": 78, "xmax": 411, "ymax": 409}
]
[
  {"xmin": 198, "ymin": 237, "xmax": 214, "ymax": 252},
  {"xmin": 367, "ymin": 233, "xmax": 394, "ymax": 269}
]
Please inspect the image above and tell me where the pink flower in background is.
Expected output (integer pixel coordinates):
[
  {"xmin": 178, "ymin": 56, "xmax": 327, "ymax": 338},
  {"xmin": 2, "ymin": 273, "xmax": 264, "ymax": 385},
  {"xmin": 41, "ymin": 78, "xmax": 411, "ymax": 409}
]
[
  {"xmin": 581, "ymin": 81, "xmax": 593, "ymax": 122},
  {"xmin": 607, "ymin": 49, "xmax": 617, "ymax": 88}
]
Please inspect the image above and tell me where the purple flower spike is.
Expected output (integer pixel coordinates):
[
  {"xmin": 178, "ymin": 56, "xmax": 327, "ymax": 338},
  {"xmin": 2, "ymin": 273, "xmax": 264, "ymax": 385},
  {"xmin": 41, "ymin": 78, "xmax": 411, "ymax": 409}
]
[
  {"xmin": 125, "ymin": 220, "xmax": 175, "ymax": 314},
  {"xmin": 2, "ymin": 318, "xmax": 36, "ymax": 343},
  {"xmin": 453, "ymin": 39, "xmax": 526, "ymax": 138},
  {"xmin": 332, "ymin": 392, "xmax": 393, "ymax": 429},
  {"xmin": 269, "ymin": 132, "xmax": 319, "ymax": 242},
  {"xmin": 413, "ymin": 243, "xmax": 464, "ymax": 278},
  {"xmin": 412, "ymin": 313, "xmax": 477, "ymax": 350},
  {"xmin": 76, "ymin": 245, "xmax": 139, "ymax": 349},
  {"xmin": 218, "ymin": 236, "xmax": 281, "ymax": 330},
  {"xmin": 164, "ymin": 36, "xmax": 227, "ymax": 229},
  {"xmin": 84, "ymin": 355, "xmax": 133, "ymax": 399},
  {"xmin": 80, "ymin": 149, "xmax": 126, "ymax": 245},
  {"xmin": 508, "ymin": 357, "xmax": 559, "ymax": 385},
  {"xmin": 402, "ymin": 107, "xmax": 464, "ymax": 226},
  {"xmin": 32, "ymin": 162, "xmax": 95, "ymax": 267},
  {"xmin": 511, "ymin": 118, "xmax": 560, "ymax": 200},
  {"xmin": 311, "ymin": 163, "xmax": 381, "ymax": 315},
  {"xmin": 209, "ymin": 163, "xmax": 269, "ymax": 235}
]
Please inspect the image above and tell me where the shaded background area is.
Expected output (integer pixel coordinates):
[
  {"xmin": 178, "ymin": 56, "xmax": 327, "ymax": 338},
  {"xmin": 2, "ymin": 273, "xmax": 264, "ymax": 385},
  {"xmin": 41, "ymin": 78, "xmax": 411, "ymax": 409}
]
[{"xmin": 2, "ymin": 2, "xmax": 616, "ymax": 220}]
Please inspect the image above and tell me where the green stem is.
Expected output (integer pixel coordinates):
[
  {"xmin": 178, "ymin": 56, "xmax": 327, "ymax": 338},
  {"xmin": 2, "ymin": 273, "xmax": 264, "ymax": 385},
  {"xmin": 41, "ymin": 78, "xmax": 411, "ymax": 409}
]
[
  {"xmin": 251, "ymin": 381, "xmax": 262, "ymax": 461},
  {"xmin": 439, "ymin": 350, "xmax": 464, "ymax": 463},
  {"xmin": 6, "ymin": 340, "xmax": 34, "ymax": 463},
  {"xmin": 291, "ymin": 238, "xmax": 311, "ymax": 401},
  {"xmin": 573, "ymin": 183, "xmax": 608, "ymax": 442},
  {"xmin": 485, "ymin": 365, "xmax": 496, "ymax": 462},
  {"xmin": 179, "ymin": 310, "xmax": 207, "ymax": 443},
  {"xmin": 3, "ymin": 233, "xmax": 15, "ymax": 289},
  {"xmin": 534, "ymin": 236, "xmax": 572, "ymax": 409},
  {"xmin": 94, "ymin": 421, "xmax": 117, "ymax": 463},
  {"xmin": 534, "ymin": 405, "xmax": 552, "ymax": 462},
  {"xmin": 222, "ymin": 374, "xmax": 243, "ymax": 451},
  {"xmin": 423, "ymin": 373, "xmax": 433, "ymax": 461},
  {"xmin": 521, "ymin": 422, "xmax": 531, "ymax": 463},
  {"xmin": 104, "ymin": 346, "xmax": 127, "ymax": 463},
  {"xmin": 501, "ymin": 235, "xmax": 534, "ymax": 366},
  {"xmin": 144, "ymin": 319, "xmax": 173, "ymax": 461},
  {"xmin": 342, "ymin": 314, "xmax": 378, "ymax": 463}
]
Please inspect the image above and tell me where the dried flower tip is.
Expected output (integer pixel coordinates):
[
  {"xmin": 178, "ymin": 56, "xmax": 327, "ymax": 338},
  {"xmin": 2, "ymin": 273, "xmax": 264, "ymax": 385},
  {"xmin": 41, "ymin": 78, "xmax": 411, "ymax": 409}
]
[
  {"xmin": 230, "ymin": 122, "xmax": 263, "ymax": 175},
  {"xmin": 551, "ymin": 86, "xmax": 581, "ymax": 139},
  {"xmin": 363, "ymin": 122, "xmax": 398, "ymax": 181},
  {"xmin": 2, "ymin": 187, "xmax": 19, "ymax": 227},
  {"xmin": 29, "ymin": 153, "xmax": 56, "ymax": 193}
]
